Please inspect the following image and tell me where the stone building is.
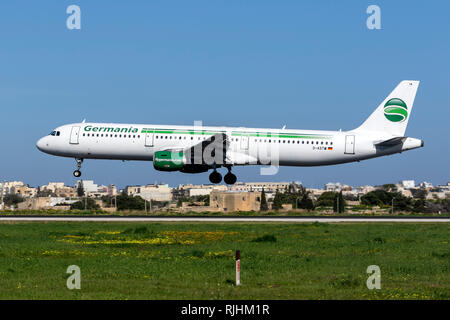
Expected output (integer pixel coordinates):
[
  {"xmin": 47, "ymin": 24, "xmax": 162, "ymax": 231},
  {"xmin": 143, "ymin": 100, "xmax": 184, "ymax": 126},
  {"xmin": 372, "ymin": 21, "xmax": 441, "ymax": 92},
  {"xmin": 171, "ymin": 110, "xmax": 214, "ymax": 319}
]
[{"xmin": 209, "ymin": 190, "xmax": 261, "ymax": 212}]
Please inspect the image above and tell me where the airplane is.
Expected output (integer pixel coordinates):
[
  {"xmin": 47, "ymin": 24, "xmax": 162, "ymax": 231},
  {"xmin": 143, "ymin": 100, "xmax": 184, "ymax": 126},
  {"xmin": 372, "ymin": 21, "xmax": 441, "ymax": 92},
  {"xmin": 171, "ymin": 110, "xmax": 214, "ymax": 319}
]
[{"xmin": 36, "ymin": 80, "xmax": 423, "ymax": 184}]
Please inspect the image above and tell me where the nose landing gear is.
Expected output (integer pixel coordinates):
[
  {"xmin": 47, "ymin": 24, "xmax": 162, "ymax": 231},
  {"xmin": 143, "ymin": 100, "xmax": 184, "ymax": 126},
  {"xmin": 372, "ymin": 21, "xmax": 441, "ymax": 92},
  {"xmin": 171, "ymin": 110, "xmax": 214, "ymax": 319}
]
[{"xmin": 73, "ymin": 158, "xmax": 83, "ymax": 177}]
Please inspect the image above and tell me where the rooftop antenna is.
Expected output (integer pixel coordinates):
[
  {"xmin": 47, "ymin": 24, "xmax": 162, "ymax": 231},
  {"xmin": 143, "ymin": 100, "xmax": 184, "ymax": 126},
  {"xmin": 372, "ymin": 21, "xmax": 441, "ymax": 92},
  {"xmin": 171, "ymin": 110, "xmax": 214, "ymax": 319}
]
[
  {"xmin": 82, "ymin": 119, "xmax": 86, "ymax": 123},
  {"xmin": 282, "ymin": 125, "xmax": 286, "ymax": 130}
]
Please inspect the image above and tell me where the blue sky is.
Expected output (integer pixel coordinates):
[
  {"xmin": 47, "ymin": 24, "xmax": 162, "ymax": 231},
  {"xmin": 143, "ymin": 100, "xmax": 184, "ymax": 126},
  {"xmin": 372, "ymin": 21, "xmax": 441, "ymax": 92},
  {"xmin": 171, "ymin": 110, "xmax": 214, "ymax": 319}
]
[{"xmin": 0, "ymin": 1, "xmax": 448, "ymax": 189}]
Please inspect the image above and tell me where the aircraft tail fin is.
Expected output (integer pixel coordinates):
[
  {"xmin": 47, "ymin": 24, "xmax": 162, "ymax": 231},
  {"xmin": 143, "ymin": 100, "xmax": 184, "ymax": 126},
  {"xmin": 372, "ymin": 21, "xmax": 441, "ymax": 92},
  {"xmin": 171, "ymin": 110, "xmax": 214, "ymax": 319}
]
[{"xmin": 354, "ymin": 80, "xmax": 419, "ymax": 136}]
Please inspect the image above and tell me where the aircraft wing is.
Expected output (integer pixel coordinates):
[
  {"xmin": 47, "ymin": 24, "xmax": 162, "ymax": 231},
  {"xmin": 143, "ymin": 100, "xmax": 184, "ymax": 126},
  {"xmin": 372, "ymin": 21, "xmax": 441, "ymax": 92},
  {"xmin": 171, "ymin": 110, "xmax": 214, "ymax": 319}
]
[{"xmin": 183, "ymin": 132, "xmax": 230, "ymax": 166}]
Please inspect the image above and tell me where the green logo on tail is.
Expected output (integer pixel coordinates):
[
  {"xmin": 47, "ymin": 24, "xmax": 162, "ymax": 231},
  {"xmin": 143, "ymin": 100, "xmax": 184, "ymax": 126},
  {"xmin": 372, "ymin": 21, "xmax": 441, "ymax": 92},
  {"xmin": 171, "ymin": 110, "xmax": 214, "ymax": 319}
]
[{"xmin": 384, "ymin": 98, "xmax": 408, "ymax": 122}]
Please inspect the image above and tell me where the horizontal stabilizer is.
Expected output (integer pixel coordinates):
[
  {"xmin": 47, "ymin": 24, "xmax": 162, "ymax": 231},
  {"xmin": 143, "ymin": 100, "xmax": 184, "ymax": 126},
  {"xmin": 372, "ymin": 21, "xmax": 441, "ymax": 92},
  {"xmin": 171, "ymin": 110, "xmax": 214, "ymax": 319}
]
[{"xmin": 374, "ymin": 136, "xmax": 407, "ymax": 146}]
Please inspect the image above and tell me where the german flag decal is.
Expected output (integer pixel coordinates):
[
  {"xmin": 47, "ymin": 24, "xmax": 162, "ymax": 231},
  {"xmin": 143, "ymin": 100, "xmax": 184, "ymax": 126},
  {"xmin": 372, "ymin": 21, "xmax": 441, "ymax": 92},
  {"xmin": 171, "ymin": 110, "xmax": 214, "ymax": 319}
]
[{"xmin": 328, "ymin": 147, "xmax": 333, "ymax": 150}]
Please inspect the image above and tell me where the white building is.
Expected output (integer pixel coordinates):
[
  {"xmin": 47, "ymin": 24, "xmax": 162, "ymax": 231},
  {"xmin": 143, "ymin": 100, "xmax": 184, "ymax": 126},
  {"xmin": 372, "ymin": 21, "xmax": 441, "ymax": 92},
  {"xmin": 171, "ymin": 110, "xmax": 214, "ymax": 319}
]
[
  {"xmin": 419, "ymin": 181, "xmax": 433, "ymax": 189},
  {"xmin": 0, "ymin": 181, "xmax": 24, "ymax": 195},
  {"xmin": 175, "ymin": 184, "xmax": 228, "ymax": 198},
  {"xmin": 230, "ymin": 182, "xmax": 294, "ymax": 193},
  {"xmin": 76, "ymin": 180, "xmax": 99, "ymax": 195},
  {"xmin": 325, "ymin": 182, "xmax": 341, "ymax": 192},
  {"xmin": 399, "ymin": 180, "xmax": 415, "ymax": 189},
  {"xmin": 126, "ymin": 184, "xmax": 172, "ymax": 202},
  {"xmin": 41, "ymin": 182, "xmax": 65, "ymax": 193}
]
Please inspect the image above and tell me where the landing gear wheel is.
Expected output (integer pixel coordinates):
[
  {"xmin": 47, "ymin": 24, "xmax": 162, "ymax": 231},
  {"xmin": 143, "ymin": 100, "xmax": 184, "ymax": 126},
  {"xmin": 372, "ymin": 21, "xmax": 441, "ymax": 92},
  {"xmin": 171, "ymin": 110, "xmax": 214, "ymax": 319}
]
[
  {"xmin": 209, "ymin": 170, "xmax": 222, "ymax": 184},
  {"xmin": 74, "ymin": 158, "xmax": 83, "ymax": 178},
  {"xmin": 224, "ymin": 172, "xmax": 237, "ymax": 185}
]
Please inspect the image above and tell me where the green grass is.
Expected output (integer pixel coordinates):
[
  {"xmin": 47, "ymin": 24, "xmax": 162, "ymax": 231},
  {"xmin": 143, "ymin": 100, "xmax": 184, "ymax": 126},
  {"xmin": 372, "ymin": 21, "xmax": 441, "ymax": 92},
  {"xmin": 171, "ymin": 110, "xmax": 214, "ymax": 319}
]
[{"xmin": 0, "ymin": 222, "xmax": 448, "ymax": 299}]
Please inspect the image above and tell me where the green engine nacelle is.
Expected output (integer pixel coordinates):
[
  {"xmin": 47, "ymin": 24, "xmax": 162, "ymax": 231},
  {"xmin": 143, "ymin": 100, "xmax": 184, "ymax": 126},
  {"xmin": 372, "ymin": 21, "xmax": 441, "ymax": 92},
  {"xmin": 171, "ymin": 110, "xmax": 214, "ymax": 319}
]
[
  {"xmin": 153, "ymin": 150, "xmax": 211, "ymax": 173},
  {"xmin": 153, "ymin": 151, "xmax": 185, "ymax": 171}
]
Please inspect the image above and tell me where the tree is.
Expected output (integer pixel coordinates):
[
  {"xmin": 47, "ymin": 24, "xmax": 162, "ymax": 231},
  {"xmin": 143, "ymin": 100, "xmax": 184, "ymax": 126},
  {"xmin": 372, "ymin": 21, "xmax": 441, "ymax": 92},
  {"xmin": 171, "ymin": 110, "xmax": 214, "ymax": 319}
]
[
  {"xmin": 298, "ymin": 193, "xmax": 314, "ymax": 210},
  {"xmin": 3, "ymin": 194, "xmax": 24, "ymax": 207},
  {"xmin": 361, "ymin": 190, "xmax": 392, "ymax": 206},
  {"xmin": 412, "ymin": 199, "xmax": 426, "ymax": 213},
  {"xmin": 316, "ymin": 192, "xmax": 337, "ymax": 207},
  {"xmin": 272, "ymin": 191, "xmax": 283, "ymax": 210},
  {"xmin": 70, "ymin": 198, "xmax": 100, "ymax": 210},
  {"xmin": 77, "ymin": 181, "xmax": 85, "ymax": 197},
  {"xmin": 411, "ymin": 189, "xmax": 427, "ymax": 200},
  {"xmin": 381, "ymin": 184, "xmax": 397, "ymax": 192},
  {"xmin": 115, "ymin": 193, "xmax": 145, "ymax": 211},
  {"xmin": 260, "ymin": 188, "xmax": 268, "ymax": 211},
  {"xmin": 333, "ymin": 191, "xmax": 345, "ymax": 213}
]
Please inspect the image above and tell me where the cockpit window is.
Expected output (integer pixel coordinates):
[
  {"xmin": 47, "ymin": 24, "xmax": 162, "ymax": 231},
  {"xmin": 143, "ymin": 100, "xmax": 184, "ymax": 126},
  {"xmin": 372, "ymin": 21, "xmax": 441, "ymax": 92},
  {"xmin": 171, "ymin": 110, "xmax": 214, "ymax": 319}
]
[{"xmin": 49, "ymin": 131, "xmax": 60, "ymax": 136}]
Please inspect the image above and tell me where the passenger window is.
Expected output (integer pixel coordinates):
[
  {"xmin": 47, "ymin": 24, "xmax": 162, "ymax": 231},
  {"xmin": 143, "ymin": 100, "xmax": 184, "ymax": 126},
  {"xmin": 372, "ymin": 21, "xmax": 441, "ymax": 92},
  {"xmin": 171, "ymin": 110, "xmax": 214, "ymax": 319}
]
[{"xmin": 331, "ymin": 142, "xmax": 333, "ymax": 145}]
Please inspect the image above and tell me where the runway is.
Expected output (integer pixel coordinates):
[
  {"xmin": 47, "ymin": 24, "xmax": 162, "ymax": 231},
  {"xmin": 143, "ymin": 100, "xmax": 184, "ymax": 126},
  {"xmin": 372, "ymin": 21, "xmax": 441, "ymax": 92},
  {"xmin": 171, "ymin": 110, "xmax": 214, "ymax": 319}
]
[{"xmin": 0, "ymin": 216, "xmax": 448, "ymax": 223}]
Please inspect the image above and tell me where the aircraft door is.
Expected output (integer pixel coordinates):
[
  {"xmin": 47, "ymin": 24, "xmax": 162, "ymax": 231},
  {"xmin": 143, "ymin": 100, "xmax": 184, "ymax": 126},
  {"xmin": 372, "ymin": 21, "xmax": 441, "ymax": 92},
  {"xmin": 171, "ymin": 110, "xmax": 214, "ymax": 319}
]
[
  {"xmin": 240, "ymin": 134, "xmax": 249, "ymax": 150},
  {"xmin": 345, "ymin": 135, "xmax": 355, "ymax": 154},
  {"xmin": 69, "ymin": 126, "xmax": 80, "ymax": 144},
  {"xmin": 145, "ymin": 130, "xmax": 154, "ymax": 147}
]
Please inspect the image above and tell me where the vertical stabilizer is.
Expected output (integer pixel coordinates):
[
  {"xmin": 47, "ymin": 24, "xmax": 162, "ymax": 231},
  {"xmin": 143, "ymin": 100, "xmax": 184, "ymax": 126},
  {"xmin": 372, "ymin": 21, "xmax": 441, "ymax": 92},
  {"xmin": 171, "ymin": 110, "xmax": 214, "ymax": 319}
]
[{"xmin": 354, "ymin": 80, "xmax": 419, "ymax": 136}]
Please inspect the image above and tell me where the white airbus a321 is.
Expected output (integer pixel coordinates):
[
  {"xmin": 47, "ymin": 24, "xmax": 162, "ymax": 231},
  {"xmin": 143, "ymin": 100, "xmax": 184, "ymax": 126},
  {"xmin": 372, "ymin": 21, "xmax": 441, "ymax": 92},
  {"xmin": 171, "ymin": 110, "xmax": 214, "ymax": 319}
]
[{"xmin": 37, "ymin": 81, "xmax": 423, "ymax": 184}]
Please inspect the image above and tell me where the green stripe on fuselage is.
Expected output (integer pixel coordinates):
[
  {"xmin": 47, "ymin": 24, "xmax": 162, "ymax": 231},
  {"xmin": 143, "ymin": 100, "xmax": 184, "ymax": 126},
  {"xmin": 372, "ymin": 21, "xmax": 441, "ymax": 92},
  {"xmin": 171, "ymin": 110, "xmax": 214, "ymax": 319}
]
[{"xmin": 141, "ymin": 128, "xmax": 331, "ymax": 139}]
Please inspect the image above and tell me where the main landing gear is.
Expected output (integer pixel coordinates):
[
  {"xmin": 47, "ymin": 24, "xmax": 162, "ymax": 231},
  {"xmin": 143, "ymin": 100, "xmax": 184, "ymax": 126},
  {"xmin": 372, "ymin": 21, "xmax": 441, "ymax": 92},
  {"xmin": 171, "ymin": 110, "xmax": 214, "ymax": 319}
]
[
  {"xmin": 209, "ymin": 166, "xmax": 237, "ymax": 185},
  {"xmin": 224, "ymin": 167, "xmax": 237, "ymax": 185},
  {"xmin": 73, "ymin": 158, "xmax": 83, "ymax": 177},
  {"xmin": 209, "ymin": 170, "xmax": 222, "ymax": 184}
]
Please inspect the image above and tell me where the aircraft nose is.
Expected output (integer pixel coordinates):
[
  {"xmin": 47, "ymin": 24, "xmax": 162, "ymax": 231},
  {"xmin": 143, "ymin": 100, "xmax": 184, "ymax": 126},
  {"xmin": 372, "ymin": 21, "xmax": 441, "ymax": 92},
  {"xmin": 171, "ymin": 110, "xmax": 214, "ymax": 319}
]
[{"xmin": 36, "ymin": 137, "xmax": 49, "ymax": 152}]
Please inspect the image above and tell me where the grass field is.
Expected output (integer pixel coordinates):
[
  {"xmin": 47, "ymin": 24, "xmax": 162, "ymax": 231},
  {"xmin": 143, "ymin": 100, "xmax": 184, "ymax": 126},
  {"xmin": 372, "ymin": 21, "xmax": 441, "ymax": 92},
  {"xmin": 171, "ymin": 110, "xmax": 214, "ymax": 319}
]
[{"xmin": 0, "ymin": 222, "xmax": 448, "ymax": 299}]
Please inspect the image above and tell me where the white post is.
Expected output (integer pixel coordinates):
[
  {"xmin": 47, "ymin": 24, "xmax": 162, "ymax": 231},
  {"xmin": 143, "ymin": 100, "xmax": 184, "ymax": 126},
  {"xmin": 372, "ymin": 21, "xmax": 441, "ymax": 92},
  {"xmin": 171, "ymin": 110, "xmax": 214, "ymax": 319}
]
[{"xmin": 236, "ymin": 250, "xmax": 241, "ymax": 286}]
